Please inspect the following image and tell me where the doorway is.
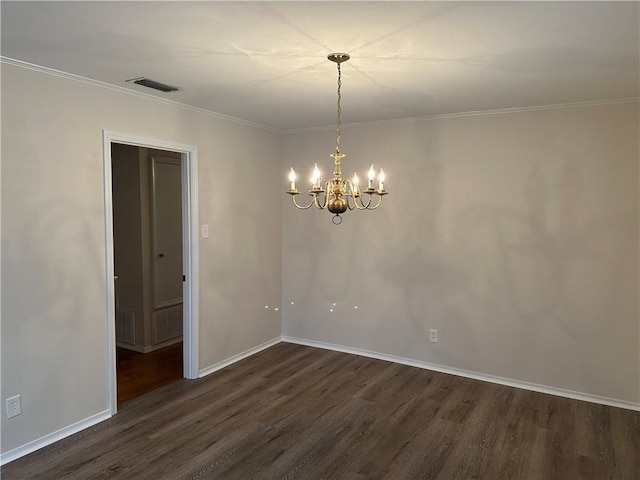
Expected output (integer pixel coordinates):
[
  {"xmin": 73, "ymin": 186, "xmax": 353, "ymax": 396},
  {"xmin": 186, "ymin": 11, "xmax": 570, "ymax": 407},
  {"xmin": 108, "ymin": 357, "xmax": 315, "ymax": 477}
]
[
  {"xmin": 103, "ymin": 131, "xmax": 199, "ymax": 415},
  {"xmin": 112, "ymin": 145, "xmax": 183, "ymax": 404}
]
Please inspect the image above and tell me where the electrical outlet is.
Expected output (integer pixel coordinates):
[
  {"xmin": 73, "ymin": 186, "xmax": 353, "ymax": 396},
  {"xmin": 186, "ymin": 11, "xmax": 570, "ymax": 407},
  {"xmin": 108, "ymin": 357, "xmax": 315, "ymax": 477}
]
[
  {"xmin": 6, "ymin": 395, "xmax": 22, "ymax": 419},
  {"xmin": 429, "ymin": 329, "xmax": 439, "ymax": 343}
]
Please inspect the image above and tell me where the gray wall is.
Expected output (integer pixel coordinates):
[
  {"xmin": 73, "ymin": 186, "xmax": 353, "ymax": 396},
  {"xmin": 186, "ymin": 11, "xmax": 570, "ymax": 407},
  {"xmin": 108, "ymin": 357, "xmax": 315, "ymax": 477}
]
[
  {"xmin": 282, "ymin": 102, "xmax": 639, "ymax": 405},
  {"xmin": 1, "ymin": 60, "xmax": 638, "ymax": 460},
  {"xmin": 1, "ymin": 63, "xmax": 283, "ymax": 454}
]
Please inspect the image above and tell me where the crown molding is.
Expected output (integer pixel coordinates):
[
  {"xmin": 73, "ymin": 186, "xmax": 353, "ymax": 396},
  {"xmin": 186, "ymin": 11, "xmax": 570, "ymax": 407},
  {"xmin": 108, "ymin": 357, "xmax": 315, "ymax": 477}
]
[
  {"xmin": 283, "ymin": 97, "xmax": 640, "ymax": 133},
  {"xmin": 3, "ymin": 56, "xmax": 637, "ymax": 135},
  {"xmin": 0, "ymin": 56, "xmax": 279, "ymax": 133}
]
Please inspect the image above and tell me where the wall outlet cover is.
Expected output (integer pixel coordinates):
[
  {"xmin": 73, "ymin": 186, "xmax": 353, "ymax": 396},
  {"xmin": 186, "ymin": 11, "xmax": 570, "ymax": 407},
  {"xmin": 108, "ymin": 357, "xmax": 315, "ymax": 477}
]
[{"xmin": 6, "ymin": 395, "xmax": 22, "ymax": 419}]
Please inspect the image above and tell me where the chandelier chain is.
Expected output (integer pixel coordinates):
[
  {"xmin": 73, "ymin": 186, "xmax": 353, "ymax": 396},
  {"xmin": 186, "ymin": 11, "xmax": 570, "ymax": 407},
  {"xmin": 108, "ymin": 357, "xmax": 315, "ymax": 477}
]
[{"xmin": 336, "ymin": 63, "xmax": 341, "ymax": 154}]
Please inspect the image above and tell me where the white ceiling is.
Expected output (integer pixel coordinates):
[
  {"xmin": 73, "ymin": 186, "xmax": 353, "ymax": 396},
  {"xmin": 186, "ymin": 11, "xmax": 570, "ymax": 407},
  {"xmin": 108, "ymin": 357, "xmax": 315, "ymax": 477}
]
[{"xmin": 2, "ymin": 1, "xmax": 638, "ymax": 131}]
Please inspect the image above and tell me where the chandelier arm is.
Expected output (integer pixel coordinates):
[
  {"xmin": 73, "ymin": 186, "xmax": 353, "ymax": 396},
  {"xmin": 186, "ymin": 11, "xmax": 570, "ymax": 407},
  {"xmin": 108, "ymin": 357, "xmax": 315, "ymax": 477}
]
[
  {"xmin": 291, "ymin": 195, "xmax": 315, "ymax": 209},
  {"xmin": 345, "ymin": 180, "xmax": 361, "ymax": 210},
  {"xmin": 346, "ymin": 192, "xmax": 356, "ymax": 210},
  {"xmin": 352, "ymin": 193, "xmax": 384, "ymax": 210},
  {"xmin": 343, "ymin": 179, "xmax": 356, "ymax": 196},
  {"xmin": 352, "ymin": 193, "xmax": 373, "ymax": 210},
  {"xmin": 314, "ymin": 184, "xmax": 329, "ymax": 209},
  {"xmin": 364, "ymin": 194, "xmax": 384, "ymax": 210}
]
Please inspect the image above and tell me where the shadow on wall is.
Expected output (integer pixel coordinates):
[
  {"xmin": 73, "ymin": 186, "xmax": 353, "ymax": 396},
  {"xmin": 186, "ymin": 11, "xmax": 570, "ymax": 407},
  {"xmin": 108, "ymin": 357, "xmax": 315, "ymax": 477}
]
[
  {"xmin": 200, "ymin": 149, "xmax": 282, "ymax": 358},
  {"xmin": 379, "ymin": 139, "xmax": 635, "ymax": 389},
  {"xmin": 441, "ymin": 157, "xmax": 615, "ymax": 383},
  {"xmin": 4, "ymin": 196, "xmax": 104, "ymax": 407},
  {"xmin": 378, "ymin": 123, "xmax": 470, "ymax": 358}
]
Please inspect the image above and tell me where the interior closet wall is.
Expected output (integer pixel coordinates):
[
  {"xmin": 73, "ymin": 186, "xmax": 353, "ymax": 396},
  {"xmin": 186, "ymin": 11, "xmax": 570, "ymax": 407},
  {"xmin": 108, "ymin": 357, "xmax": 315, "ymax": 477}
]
[{"xmin": 112, "ymin": 145, "xmax": 183, "ymax": 352}]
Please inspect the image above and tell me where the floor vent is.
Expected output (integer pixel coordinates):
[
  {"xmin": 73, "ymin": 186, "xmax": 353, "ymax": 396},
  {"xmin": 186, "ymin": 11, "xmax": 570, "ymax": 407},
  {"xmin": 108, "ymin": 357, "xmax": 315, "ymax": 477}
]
[
  {"xmin": 154, "ymin": 304, "xmax": 183, "ymax": 344},
  {"xmin": 115, "ymin": 309, "xmax": 135, "ymax": 344},
  {"xmin": 126, "ymin": 77, "xmax": 180, "ymax": 93}
]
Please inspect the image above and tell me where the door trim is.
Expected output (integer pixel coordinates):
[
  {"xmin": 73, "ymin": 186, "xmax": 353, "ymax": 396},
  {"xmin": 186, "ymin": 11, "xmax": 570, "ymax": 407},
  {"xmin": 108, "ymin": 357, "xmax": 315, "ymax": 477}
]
[{"xmin": 102, "ymin": 130, "xmax": 199, "ymax": 415}]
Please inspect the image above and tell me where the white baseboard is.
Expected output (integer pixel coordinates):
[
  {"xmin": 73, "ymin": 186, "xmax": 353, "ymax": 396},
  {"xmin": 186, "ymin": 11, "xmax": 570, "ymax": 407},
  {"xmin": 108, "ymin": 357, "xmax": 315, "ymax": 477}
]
[
  {"xmin": 1, "ymin": 337, "xmax": 281, "ymax": 465},
  {"xmin": 0, "ymin": 409, "xmax": 111, "ymax": 466},
  {"xmin": 116, "ymin": 336, "xmax": 183, "ymax": 354},
  {"xmin": 282, "ymin": 336, "xmax": 640, "ymax": 412},
  {"xmin": 198, "ymin": 336, "xmax": 282, "ymax": 378},
  {"xmin": 4, "ymin": 335, "xmax": 636, "ymax": 466}
]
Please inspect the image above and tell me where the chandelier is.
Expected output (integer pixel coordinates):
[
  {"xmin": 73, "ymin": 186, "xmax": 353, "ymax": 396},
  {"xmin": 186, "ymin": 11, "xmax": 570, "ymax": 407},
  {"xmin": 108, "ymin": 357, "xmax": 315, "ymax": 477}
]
[{"xmin": 286, "ymin": 53, "xmax": 388, "ymax": 224}]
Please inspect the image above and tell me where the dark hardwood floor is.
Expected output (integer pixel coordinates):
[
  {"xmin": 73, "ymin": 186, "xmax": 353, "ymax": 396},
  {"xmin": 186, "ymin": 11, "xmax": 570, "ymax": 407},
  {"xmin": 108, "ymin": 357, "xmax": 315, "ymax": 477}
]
[
  {"xmin": 3, "ymin": 342, "xmax": 639, "ymax": 479},
  {"xmin": 116, "ymin": 342, "xmax": 183, "ymax": 405}
]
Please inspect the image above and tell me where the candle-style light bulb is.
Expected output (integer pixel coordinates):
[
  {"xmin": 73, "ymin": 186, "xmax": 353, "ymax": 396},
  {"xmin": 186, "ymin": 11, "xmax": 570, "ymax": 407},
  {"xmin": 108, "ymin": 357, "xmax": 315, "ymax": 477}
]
[
  {"xmin": 367, "ymin": 165, "xmax": 375, "ymax": 189},
  {"xmin": 352, "ymin": 172, "xmax": 359, "ymax": 194},
  {"xmin": 288, "ymin": 168, "xmax": 296, "ymax": 191},
  {"xmin": 311, "ymin": 163, "xmax": 320, "ymax": 188},
  {"xmin": 378, "ymin": 168, "xmax": 385, "ymax": 191}
]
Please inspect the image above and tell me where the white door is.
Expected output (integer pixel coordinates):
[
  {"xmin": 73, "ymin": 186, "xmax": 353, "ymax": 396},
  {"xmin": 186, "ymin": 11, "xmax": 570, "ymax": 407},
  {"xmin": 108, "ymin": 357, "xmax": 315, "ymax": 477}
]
[{"xmin": 151, "ymin": 156, "xmax": 183, "ymax": 308}]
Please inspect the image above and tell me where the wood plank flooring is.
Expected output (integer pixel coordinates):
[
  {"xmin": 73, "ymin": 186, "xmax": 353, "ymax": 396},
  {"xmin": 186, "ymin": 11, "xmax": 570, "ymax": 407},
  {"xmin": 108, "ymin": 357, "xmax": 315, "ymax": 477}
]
[
  {"xmin": 116, "ymin": 343, "xmax": 183, "ymax": 405},
  {"xmin": 3, "ymin": 342, "xmax": 639, "ymax": 479}
]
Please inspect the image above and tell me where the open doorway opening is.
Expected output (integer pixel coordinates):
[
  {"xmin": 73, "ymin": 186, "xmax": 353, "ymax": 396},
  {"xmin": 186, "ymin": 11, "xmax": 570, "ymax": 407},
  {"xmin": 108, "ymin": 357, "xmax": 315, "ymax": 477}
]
[
  {"xmin": 103, "ymin": 130, "xmax": 199, "ymax": 415},
  {"xmin": 112, "ymin": 144, "xmax": 184, "ymax": 404}
]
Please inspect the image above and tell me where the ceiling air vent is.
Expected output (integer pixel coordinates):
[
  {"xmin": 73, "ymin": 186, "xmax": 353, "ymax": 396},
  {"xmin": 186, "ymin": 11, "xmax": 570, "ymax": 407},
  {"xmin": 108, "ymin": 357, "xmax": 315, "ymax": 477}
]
[{"xmin": 126, "ymin": 77, "xmax": 180, "ymax": 93}]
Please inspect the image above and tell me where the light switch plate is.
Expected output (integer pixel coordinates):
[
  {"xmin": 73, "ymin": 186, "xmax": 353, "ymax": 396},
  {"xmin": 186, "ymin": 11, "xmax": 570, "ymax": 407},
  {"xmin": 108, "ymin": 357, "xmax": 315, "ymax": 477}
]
[{"xmin": 429, "ymin": 329, "xmax": 439, "ymax": 343}]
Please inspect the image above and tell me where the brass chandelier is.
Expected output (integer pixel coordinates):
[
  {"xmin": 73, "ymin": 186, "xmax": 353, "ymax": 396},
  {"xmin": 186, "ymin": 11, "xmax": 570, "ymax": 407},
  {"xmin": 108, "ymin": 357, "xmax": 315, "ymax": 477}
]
[{"xmin": 286, "ymin": 53, "xmax": 388, "ymax": 224}]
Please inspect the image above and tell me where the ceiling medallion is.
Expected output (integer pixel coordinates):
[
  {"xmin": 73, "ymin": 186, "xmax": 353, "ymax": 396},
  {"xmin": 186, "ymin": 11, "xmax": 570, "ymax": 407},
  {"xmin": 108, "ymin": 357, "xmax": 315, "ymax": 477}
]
[{"xmin": 286, "ymin": 53, "xmax": 388, "ymax": 225}]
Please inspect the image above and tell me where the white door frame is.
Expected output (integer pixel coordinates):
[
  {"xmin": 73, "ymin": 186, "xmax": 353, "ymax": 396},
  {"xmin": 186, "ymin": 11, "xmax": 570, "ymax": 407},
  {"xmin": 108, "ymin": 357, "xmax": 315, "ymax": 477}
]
[{"xmin": 102, "ymin": 130, "xmax": 199, "ymax": 415}]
